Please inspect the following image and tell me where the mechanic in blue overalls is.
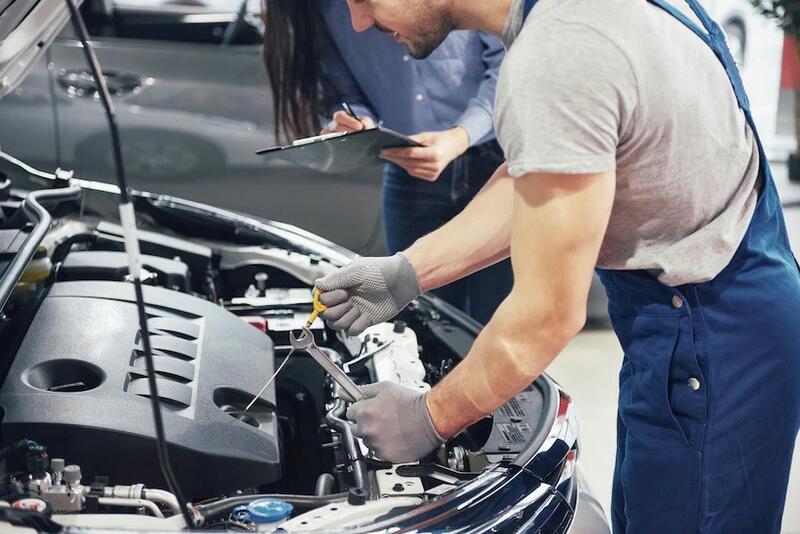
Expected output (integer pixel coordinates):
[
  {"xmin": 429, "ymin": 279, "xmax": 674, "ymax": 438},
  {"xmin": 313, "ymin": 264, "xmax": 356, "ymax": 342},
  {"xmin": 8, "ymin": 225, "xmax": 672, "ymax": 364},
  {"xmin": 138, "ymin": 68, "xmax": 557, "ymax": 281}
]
[{"xmin": 314, "ymin": 0, "xmax": 800, "ymax": 531}]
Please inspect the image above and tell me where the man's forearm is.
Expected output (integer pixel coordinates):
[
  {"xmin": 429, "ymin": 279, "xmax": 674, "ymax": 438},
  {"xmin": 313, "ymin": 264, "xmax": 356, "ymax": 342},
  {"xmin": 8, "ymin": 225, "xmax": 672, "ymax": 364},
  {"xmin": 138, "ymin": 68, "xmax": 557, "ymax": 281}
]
[
  {"xmin": 425, "ymin": 171, "xmax": 616, "ymax": 438},
  {"xmin": 404, "ymin": 164, "xmax": 513, "ymax": 292},
  {"xmin": 426, "ymin": 288, "xmax": 582, "ymax": 437}
]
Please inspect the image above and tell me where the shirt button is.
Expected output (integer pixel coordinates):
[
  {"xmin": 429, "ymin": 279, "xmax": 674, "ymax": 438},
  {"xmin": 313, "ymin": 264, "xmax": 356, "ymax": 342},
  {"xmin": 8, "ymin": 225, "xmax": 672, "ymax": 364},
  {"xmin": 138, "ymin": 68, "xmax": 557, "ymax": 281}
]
[
  {"xmin": 688, "ymin": 378, "xmax": 701, "ymax": 391},
  {"xmin": 671, "ymin": 295, "xmax": 684, "ymax": 309},
  {"xmin": 403, "ymin": 54, "xmax": 411, "ymax": 62},
  {"xmin": 416, "ymin": 94, "xmax": 424, "ymax": 102}
]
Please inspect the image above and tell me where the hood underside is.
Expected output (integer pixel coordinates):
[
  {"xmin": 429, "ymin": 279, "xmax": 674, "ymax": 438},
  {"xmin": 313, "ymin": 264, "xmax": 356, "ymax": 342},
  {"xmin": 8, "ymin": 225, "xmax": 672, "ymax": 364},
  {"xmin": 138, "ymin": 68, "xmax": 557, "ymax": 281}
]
[{"xmin": 0, "ymin": 0, "xmax": 81, "ymax": 97}]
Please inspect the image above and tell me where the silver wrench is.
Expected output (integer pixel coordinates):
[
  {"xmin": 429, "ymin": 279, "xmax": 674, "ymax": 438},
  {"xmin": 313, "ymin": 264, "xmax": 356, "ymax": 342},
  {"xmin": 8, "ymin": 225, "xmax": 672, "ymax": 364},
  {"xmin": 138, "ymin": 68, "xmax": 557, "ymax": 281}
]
[{"xmin": 290, "ymin": 327, "xmax": 367, "ymax": 401}]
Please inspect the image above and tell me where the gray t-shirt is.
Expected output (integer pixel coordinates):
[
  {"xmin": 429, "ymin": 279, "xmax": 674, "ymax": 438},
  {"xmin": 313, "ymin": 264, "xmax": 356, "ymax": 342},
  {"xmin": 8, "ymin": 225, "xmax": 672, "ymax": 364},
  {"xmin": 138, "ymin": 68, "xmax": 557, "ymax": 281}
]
[{"xmin": 496, "ymin": 0, "xmax": 761, "ymax": 286}]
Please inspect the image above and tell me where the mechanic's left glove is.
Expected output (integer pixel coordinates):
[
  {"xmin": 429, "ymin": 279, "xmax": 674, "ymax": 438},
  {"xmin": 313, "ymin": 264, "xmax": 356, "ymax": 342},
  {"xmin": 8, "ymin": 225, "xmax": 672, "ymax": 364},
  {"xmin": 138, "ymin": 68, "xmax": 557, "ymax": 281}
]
[{"xmin": 345, "ymin": 382, "xmax": 445, "ymax": 464}]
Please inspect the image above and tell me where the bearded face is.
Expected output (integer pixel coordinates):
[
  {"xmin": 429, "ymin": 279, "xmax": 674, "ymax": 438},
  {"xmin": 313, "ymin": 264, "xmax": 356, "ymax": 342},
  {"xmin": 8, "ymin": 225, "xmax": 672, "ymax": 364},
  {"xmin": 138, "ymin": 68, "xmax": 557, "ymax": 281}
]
[{"xmin": 347, "ymin": 0, "xmax": 457, "ymax": 59}]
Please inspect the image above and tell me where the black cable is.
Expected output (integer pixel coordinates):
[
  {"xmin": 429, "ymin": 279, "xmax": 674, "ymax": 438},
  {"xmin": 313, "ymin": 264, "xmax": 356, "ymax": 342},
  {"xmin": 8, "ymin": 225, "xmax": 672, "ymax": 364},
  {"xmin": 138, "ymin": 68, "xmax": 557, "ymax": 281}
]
[
  {"xmin": 63, "ymin": 0, "xmax": 129, "ymax": 201},
  {"xmin": 51, "ymin": 232, "xmax": 96, "ymax": 265},
  {"xmin": 63, "ymin": 0, "xmax": 197, "ymax": 528},
  {"xmin": 133, "ymin": 280, "xmax": 197, "ymax": 524}
]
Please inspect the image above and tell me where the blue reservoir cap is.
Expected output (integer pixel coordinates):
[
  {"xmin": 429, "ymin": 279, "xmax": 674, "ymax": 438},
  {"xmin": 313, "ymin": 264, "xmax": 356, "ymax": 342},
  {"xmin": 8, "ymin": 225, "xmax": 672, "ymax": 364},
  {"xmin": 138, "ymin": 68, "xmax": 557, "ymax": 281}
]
[{"xmin": 246, "ymin": 498, "xmax": 294, "ymax": 524}]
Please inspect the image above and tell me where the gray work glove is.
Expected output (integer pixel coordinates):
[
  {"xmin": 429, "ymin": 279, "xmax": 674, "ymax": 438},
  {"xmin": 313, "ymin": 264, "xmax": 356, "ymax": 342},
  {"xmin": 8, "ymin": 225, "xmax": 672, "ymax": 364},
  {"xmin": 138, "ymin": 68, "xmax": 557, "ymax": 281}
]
[
  {"xmin": 314, "ymin": 253, "xmax": 422, "ymax": 336},
  {"xmin": 344, "ymin": 382, "xmax": 445, "ymax": 464}
]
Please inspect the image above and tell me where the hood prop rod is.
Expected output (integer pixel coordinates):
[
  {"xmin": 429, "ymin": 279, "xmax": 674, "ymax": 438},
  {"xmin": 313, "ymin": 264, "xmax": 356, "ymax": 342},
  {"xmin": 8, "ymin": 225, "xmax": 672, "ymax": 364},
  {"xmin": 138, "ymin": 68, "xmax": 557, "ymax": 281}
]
[{"xmin": 63, "ymin": 0, "xmax": 198, "ymax": 528}]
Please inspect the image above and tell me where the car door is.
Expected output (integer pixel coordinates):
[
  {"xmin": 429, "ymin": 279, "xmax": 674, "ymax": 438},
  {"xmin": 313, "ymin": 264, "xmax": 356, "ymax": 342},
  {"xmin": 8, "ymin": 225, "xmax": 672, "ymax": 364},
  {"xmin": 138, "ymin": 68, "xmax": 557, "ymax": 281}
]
[{"xmin": 49, "ymin": 0, "xmax": 385, "ymax": 255}]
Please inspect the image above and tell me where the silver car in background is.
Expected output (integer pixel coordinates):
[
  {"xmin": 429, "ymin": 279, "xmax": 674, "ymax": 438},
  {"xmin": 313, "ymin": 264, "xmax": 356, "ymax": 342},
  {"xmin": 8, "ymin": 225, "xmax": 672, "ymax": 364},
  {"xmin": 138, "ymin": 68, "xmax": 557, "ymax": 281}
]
[{"xmin": 0, "ymin": 0, "xmax": 387, "ymax": 256}]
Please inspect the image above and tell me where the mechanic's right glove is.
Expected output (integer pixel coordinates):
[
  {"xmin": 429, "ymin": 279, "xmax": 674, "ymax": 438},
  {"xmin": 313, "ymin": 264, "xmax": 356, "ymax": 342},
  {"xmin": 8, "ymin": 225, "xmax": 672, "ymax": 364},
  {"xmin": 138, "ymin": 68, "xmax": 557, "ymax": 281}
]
[
  {"xmin": 314, "ymin": 252, "xmax": 422, "ymax": 336},
  {"xmin": 345, "ymin": 382, "xmax": 445, "ymax": 463}
]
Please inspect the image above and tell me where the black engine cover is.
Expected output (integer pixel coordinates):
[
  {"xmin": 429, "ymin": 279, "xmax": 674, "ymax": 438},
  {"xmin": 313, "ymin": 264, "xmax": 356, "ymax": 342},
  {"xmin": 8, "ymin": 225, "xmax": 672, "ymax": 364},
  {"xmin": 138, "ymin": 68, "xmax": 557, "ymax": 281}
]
[{"xmin": 0, "ymin": 281, "xmax": 280, "ymax": 497}]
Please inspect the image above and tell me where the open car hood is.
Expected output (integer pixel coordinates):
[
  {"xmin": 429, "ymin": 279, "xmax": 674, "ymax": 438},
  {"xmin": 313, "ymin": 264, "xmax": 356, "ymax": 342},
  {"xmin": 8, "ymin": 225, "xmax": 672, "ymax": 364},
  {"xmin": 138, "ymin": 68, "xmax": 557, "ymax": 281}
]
[{"xmin": 0, "ymin": 0, "xmax": 81, "ymax": 98}]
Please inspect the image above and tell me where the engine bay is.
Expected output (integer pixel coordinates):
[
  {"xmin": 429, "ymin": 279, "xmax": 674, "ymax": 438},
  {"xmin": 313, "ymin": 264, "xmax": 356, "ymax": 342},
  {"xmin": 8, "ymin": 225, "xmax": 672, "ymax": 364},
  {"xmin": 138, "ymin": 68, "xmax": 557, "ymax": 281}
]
[{"xmin": 0, "ymin": 183, "xmax": 550, "ymax": 531}]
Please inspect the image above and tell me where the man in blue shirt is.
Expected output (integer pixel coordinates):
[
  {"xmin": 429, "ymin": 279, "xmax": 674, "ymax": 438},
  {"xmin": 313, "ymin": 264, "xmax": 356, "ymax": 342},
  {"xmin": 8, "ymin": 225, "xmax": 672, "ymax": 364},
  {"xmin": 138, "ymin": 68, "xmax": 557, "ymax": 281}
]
[{"xmin": 317, "ymin": 0, "xmax": 511, "ymax": 324}]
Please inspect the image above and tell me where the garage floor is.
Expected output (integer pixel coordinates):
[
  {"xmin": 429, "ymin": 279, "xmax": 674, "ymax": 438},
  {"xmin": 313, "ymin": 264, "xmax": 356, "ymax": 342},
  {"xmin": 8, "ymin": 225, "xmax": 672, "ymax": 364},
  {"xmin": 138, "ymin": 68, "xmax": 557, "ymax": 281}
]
[{"xmin": 548, "ymin": 160, "xmax": 800, "ymax": 532}]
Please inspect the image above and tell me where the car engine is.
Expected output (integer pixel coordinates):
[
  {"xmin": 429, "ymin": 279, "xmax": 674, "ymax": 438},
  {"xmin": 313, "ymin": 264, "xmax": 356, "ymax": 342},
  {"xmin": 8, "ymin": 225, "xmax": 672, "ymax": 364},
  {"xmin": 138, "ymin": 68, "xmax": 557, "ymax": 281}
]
[
  {"xmin": 2, "ymin": 278, "xmax": 282, "ymax": 497},
  {"xmin": 0, "ymin": 190, "xmax": 549, "ymax": 531}
]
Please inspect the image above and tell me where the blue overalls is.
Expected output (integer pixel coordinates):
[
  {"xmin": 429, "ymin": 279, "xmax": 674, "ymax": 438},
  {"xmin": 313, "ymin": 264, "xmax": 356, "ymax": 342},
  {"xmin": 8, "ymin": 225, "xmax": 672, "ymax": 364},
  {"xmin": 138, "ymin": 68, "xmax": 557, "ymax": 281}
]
[{"xmin": 518, "ymin": 0, "xmax": 800, "ymax": 531}]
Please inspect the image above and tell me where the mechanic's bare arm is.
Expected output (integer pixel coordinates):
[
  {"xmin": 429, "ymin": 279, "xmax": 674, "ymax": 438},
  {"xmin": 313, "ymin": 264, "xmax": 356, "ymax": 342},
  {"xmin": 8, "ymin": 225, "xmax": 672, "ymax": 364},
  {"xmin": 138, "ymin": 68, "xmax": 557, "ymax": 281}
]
[
  {"xmin": 425, "ymin": 171, "xmax": 616, "ymax": 438},
  {"xmin": 403, "ymin": 163, "xmax": 516, "ymax": 291}
]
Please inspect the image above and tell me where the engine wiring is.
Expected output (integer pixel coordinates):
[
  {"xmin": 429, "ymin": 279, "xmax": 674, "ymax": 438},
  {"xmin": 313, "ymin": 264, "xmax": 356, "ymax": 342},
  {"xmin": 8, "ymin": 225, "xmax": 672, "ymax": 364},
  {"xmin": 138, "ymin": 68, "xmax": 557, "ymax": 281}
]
[
  {"xmin": 0, "ymin": 149, "xmax": 123, "ymax": 195},
  {"xmin": 0, "ymin": 150, "xmax": 64, "ymax": 182}
]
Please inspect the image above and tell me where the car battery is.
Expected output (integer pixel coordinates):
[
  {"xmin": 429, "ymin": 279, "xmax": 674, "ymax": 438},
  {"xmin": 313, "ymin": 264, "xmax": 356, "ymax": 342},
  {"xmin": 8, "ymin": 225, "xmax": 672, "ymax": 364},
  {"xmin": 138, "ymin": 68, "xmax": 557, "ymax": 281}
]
[
  {"xmin": 231, "ymin": 288, "xmax": 326, "ymax": 346},
  {"xmin": 263, "ymin": 310, "xmax": 326, "ymax": 346}
]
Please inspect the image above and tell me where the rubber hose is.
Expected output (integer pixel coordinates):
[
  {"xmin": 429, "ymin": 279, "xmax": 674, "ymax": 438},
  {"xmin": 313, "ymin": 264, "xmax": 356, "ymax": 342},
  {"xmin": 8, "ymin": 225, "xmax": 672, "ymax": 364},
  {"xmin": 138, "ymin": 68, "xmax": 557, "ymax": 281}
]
[{"xmin": 315, "ymin": 473, "xmax": 337, "ymax": 496}]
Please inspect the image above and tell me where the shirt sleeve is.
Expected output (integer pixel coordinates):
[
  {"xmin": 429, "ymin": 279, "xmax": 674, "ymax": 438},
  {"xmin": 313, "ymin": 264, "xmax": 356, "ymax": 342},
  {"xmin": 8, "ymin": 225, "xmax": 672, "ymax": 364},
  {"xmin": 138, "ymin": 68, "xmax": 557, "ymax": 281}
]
[
  {"xmin": 454, "ymin": 32, "xmax": 505, "ymax": 146},
  {"xmin": 495, "ymin": 21, "xmax": 639, "ymax": 176},
  {"xmin": 318, "ymin": 29, "xmax": 380, "ymax": 124}
]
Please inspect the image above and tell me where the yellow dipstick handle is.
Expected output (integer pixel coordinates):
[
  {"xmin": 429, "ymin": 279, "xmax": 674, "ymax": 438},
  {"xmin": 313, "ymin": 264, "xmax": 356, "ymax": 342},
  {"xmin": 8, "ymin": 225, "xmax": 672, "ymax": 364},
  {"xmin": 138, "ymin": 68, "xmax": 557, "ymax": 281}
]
[{"xmin": 306, "ymin": 289, "xmax": 328, "ymax": 328}]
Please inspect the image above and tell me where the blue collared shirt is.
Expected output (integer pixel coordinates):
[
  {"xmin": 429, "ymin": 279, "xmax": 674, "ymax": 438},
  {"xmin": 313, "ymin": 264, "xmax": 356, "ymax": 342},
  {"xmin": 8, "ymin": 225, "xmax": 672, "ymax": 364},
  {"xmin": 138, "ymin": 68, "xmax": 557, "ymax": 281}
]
[{"xmin": 319, "ymin": 1, "xmax": 505, "ymax": 146}]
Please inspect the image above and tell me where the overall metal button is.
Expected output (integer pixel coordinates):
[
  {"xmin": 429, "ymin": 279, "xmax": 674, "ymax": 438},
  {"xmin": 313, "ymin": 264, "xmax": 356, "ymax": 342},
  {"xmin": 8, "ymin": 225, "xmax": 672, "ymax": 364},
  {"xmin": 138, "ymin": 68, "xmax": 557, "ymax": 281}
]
[
  {"xmin": 688, "ymin": 378, "xmax": 701, "ymax": 391},
  {"xmin": 672, "ymin": 295, "xmax": 684, "ymax": 309}
]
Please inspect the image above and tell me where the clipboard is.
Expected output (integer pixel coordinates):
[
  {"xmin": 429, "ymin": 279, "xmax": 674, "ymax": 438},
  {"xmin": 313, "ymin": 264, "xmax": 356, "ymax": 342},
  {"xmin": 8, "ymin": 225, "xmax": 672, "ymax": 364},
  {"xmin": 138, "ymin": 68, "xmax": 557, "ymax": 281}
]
[{"xmin": 256, "ymin": 127, "xmax": 422, "ymax": 174}]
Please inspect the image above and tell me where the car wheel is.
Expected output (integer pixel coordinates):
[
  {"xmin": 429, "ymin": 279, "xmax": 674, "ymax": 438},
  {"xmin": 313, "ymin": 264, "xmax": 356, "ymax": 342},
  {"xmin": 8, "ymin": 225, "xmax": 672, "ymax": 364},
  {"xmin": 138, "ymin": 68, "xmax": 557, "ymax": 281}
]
[
  {"xmin": 76, "ymin": 130, "xmax": 225, "ymax": 181},
  {"xmin": 723, "ymin": 20, "xmax": 746, "ymax": 67}
]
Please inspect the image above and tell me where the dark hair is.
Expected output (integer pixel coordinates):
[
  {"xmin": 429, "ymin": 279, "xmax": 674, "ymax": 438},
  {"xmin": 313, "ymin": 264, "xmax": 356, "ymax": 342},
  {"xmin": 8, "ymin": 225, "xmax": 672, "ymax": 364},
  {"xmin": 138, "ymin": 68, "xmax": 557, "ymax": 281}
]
[{"xmin": 263, "ymin": 0, "xmax": 327, "ymax": 142}]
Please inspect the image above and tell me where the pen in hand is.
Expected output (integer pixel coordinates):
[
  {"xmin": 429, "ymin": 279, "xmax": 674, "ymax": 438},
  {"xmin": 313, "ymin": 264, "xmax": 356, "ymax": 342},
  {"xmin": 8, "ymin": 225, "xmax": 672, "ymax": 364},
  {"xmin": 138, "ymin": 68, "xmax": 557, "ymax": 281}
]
[
  {"xmin": 340, "ymin": 102, "xmax": 381, "ymax": 130},
  {"xmin": 342, "ymin": 102, "xmax": 360, "ymax": 121}
]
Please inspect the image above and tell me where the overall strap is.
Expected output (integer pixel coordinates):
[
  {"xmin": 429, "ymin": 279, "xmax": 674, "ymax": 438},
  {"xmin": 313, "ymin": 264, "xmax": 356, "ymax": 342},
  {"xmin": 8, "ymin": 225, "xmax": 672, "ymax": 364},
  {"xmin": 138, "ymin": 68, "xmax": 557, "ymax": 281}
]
[
  {"xmin": 646, "ymin": 0, "xmax": 750, "ymax": 113},
  {"xmin": 644, "ymin": 0, "xmax": 711, "ymax": 45},
  {"xmin": 647, "ymin": 0, "xmax": 781, "ymax": 223},
  {"xmin": 523, "ymin": 0, "xmax": 538, "ymax": 21}
]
